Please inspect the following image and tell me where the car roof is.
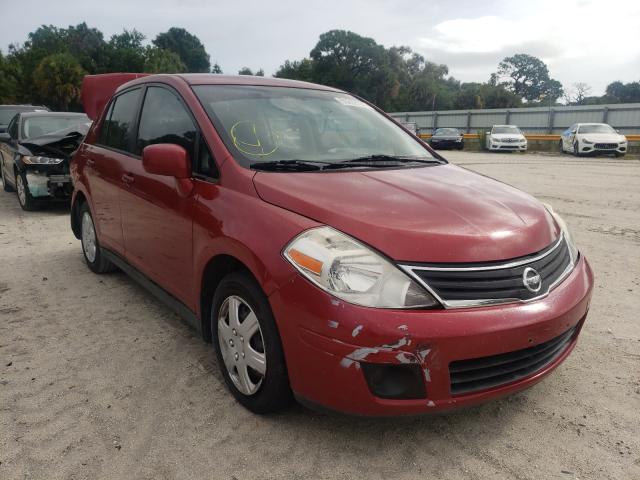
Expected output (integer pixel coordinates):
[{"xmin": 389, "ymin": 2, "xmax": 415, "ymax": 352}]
[
  {"xmin": 492, "ymin": 125, "xmax": 519, "ymax": 127},
  {"xmin": 122, "ymin": 73, "xmax": 343, "ymax": 93},
  {"xmin": 575, "ymin": 123, "xmax": 609, "ymax": 126},
  {"xmin": 19, "ymin": 111, "xmax": 88, "ymax": 119}
]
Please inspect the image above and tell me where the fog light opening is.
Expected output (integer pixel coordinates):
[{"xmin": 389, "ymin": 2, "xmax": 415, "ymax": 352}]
[{"xmin": 361, "ymin": 363, "xmax": 427, "ymax": 400}]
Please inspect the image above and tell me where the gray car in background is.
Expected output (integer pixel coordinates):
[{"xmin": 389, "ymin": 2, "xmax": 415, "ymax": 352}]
[{"xmin": 0, "ymin": 105, "xmax": 49, "ymax": 133}]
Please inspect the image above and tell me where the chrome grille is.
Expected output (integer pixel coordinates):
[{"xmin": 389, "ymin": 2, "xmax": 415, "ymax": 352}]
[
  {"xmin": 400, "ymin": 235, "xmax": 575, "ymax": 308},
  {"xmin": 594, "ymin": 143, "xmax": 617, "ymax": 149}
]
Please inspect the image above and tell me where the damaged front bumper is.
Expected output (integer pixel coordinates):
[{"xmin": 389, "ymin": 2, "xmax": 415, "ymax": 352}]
[
  {"xmin": 22, "ymin": 165, "xmax": 73, "ymax": 200},
  {"xmin": 269, "ymin": 255, "xmax": 593, "ymax": 416}
]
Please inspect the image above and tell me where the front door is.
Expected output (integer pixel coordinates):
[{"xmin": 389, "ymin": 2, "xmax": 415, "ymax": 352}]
[{"xmin": 119, "ymin": 86, "xmax": 197, "ymax": 307}]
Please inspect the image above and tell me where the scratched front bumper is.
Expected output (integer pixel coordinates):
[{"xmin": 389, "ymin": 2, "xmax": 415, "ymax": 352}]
[{"xmin": 269, "ymin": 256, "xmax": 593, "ymax": 416}]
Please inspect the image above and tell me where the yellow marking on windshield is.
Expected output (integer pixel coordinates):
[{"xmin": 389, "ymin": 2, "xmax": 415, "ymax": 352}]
[{"xmin": 230, "ymin": 120, "xmax": 279, "ymax": 157}]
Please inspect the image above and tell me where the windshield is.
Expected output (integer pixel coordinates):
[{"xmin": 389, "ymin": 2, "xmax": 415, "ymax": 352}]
[
  {"xmin": 193, "ymin": 85, "xmax": 434, "ymax": 167},
  {"xmin": 578, "ymin": 124, "xmax": 615, "ymax": 134},
  {"xmin": 21, "ymin": 115, "xmax": 90, "ymax": 139},
  {"xmin": 434, "ymin": 128, "xmax": 459, "ymax": 135},
  {"xmin": 492, "ymin": 126, "xmax": 521, "ymax": 134},
  {"xmin": 0, "ymin": 108, "xmax": 23, "ymax": 124}
]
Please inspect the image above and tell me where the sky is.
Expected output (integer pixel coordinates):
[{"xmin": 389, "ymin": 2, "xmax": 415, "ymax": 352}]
[{"xmin": 0, "ymin": 0, "xmax": 638, "ymax": 96}]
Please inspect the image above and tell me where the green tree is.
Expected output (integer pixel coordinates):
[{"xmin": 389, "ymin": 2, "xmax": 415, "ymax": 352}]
[
  {"xmin": 238, "ymin": 67, "xmax": 253, "ymax": 75},
  {"xmin": 274, "ymin": 59, "xmax": 313, "ymax": 81},
  {"xmin": 0, "ymin": 51, "xmax": 19, "ymax": 103},
  {"xmin": 211, "ymin": 63, "xmax": 223, "ymax": 74},
  {"xmin": 144, "ymin": 47, "xmax": 186, "ymax": 73},
  {"xmin": 495, "ymin": 53, "xmax": 563, "ymax": 102},
  {"xmin": 96, "ymin": 29, "xmax": 146, "ymax": 73},
  {"xmin": 153, "ymin": 27, "xmax": 210, "ymax": 72},
  {"xmin": 309, "ymin": 30, "xmax": 397, "ymax": 109},
  {"xmin": 606, "ymin": 80, "xmax": 640, "ymax": 103},
  {"xmin": 32, "ymin": 53, "xmax": 86, "ymax": 110}
]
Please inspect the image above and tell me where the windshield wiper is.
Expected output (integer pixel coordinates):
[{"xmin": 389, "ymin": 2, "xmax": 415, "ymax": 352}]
[
  {"xmin": 250, "ymin": 160, "xmax": 331, "ymax": 172},
  {"xmin": 322, "ymin": 154, "xmax": 445, "ymax": 169}
]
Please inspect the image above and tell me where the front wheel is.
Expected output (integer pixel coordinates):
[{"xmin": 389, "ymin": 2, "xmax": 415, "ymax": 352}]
[
  {"xmin": 559, "ymin": 140, "xmax": 565, "ymax": 153},
  {"xmin": 573, "ymin": 142, "xmax": 582, "ymax": 157},
  {"xmin": 15, "ymin": 171, "xmax": 37, "ymax": 211},
  {"xmin": 211, "ymin": 272, "xmax": 292, "ymax": 413},
  {"xmin": 615, "ymin": 152, "xmax": 625, "ymax": 158},
  {"xmin": 79, "ymin": 202, "xmax": 116, "ymax": 273}
]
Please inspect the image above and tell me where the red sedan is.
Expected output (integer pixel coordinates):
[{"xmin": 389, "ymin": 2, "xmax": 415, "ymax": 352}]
[{"xmin": 70, "ymin": 73, "xmax": 593, "ymax": 415}]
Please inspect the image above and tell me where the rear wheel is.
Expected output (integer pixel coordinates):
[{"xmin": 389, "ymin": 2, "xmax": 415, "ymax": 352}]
[
  {"xmin": 211, "ymin": 272, "xmax": 292, "ymax": 413},
  {"xmin": 79, "ymin": 202, "xmax": 116, "ymax": 273},
  {"xmin": 15, "ymin": 171, "xmax": 37, "ymax": 211}
]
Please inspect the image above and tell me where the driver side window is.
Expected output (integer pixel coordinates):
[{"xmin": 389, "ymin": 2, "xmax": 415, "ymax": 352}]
[{"xmin": 136, "ymin": 86, "xmax": 218, "ymax": 178}]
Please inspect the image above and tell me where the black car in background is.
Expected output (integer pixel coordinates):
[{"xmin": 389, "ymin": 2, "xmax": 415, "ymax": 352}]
[
  {"xmin": 0, "ymin": 105, "xmax": 49, "ymax": 133},
  {"xmin": 0, "ymin": 112, "xmax": 90, "ymax": 210},
  {"xmin": 428, "ymin": 127, "xmax": 464, "ymax": 150}
]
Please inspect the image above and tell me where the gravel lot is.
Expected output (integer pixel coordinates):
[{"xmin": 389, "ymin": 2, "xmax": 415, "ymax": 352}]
[{"xmin": 1, "ymin": 151, "xmax": 639, "ymax": 480}]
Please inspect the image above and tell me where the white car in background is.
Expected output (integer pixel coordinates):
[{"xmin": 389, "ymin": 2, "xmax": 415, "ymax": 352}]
[
  {"xmin": 560, "ymin": 123, "xmax": 627, "ymax": 157},
  {"xmin": 486, "ymin": 125, "xmax": 527, "ymax": 152}
]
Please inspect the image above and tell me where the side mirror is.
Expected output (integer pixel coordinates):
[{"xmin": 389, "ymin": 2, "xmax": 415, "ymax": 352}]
[
  {"xmin": 142, "ymin": 144, "xmax": 190, "ymax": 178},
  {"xmin": 0, "ymin": 132, "xmax": 11, "ymax": 143}
]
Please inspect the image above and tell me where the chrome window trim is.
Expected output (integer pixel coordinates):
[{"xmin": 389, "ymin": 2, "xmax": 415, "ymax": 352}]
[{"xmin": 398, "ymin": 233, "xmax": 577, "ymax": 309}]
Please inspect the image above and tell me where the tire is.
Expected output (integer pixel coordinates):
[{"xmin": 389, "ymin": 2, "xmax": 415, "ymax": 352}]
[
  {"xmin": 211, "ymin": 271, "xmax": 292, "ymax": 414},
  {"xmin": 573, "ymin": 142, "xmax": 582, "ymax": 157},
  {"xmin": 559, "ymin": 140, "xmax": 565, "ymax": 153},
  {"xmin": 79, "ymin": 202, "xmax": 116, "ymax": 273},
  {"xmin": 1, "ymin": 161, "xmax": 13, "ymax": 192},
  {"xmin": 457, "ymin": 143, "xmax": 464, "ymax": 150},
  {"xmin": 615, "ymin": 152, "xmax": 625, "ymax": 158},
  {"xmin": 15, "ymin": 170, "xmax": 37, "ymax": 211}
]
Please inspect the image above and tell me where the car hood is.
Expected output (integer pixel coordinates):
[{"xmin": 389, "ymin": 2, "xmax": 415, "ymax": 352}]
[
  {"xmin": 579, "ymin": 133, "xmax": 626, "ymax": 142},
  {"xmin": 253, "ymin": 164, "xmax": 559, "ymax": 263},
  {"xmin": 490, "ymin": 133, "xmax": 526, "ymax": 140},
  {"xmin": 19, "ymin": 123, "xmax": 90, "ymax": 158},
  {"xmin": 432, "ymin": 136, "xmax": 462, "ymax": 140}
]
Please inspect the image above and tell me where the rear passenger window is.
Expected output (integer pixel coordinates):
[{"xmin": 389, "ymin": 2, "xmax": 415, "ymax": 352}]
[
  {"xmin": 102, "ymin": 88, "xmax": 141, "ymax": 153},
  {"xmin": 136, "ymin": 87, "xmax": 196, "ymax": 160}
]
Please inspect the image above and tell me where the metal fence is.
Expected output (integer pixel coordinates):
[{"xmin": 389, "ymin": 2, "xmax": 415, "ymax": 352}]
[{"xmin": 389, "ymin": 103, "xmax": 640, "ymax": 135}]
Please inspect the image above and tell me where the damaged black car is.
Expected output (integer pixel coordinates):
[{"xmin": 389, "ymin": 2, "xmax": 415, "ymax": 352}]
[{"xmin": 0, "ymin": 112, "xmax": 90, "ymax": 211}]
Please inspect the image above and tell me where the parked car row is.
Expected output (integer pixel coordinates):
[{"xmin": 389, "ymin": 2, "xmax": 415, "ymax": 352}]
[
  {"xmin": 0, "ymin": 105, "xmax": 91, "ymax": 210},
  {"xmin": 424, "ymin": 123, "xmax": 627, "ymax": 157}
]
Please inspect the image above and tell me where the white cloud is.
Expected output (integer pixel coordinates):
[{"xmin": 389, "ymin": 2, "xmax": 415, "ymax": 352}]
[{"xmin": 417, "ymin": 0, "xmax": 640, "ymax": 93}]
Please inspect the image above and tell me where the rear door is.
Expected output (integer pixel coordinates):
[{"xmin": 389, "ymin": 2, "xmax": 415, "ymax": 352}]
[
  {"xmin": 83, "ymin": 88, "xmax": 142, "ymax": 255},
  {"xmin": 119, "ymin": 85, "xmax": 199, "ymax": 306}
]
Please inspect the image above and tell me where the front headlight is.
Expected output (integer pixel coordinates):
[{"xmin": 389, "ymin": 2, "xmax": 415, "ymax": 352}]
[
  {"xmin": 22, "ymin": 155, "xmax": 64, "ymax": 165},
  {"xmin": 283, "ymin": 226, "xmax": 439, "ymax": 309},
  {"xmin": 582, "ymin": 139, "xmax": 594, "ymax": 145},
  {"xmin": 543, "ymin": 204, "xmax": 579, "ymax": 265}
]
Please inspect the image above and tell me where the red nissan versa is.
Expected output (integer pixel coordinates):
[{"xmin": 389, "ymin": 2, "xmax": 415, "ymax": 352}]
[{"xmin": 70, "ymin": 73, "xmax": 593, "ymax": 416}]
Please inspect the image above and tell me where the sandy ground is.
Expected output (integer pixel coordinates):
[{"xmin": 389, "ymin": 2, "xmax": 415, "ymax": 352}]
[{"xmin": 1, "ymin": 151, "xmax": 639, "ymax": 480}]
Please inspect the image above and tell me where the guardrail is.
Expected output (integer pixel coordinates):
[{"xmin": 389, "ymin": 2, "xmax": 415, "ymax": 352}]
[{"xmin": 392, "ymin": 103, "xmax": 640, "ymax": 135}]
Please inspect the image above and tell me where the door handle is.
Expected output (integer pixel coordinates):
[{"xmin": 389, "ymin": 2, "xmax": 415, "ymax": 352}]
[{"xmin": 122, "ymin": 173, "xmax": 135, "ymax": 185}]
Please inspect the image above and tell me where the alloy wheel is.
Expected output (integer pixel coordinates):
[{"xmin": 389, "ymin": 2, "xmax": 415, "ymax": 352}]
[
  {"xmin": 81, "ymin": 211, "xmax": 97, "ymax": 263},
  {"xmin": 16, "ymin": 174, "xmax": 26, "ymax": 206},
  {"xmin": 217, "ymin": 295, "xmax": 266, "ymax": 395}
]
